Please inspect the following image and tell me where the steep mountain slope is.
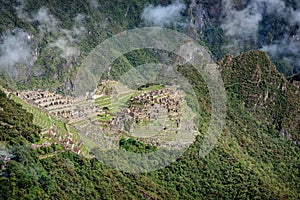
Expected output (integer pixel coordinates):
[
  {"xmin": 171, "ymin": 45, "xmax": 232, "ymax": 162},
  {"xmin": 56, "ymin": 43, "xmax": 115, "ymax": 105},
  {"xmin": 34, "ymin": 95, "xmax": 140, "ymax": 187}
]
[
  {"xmin": 220, "ymin": 51, "xmax": 300, "ymax": 142},
  {"xmin": 1, "ymin": 0, "xmax": 299, "ymax": 91},
  {"xmin": 1, "ymin": 51, "xmax": 299, "ymax": 199},
  {"xmin": 0, "ymin": 0, "xmax": 299, "ymax": 199},
  {"xmin": 0, "ymin": 0, "xmax": 161, "ymax": 91}
]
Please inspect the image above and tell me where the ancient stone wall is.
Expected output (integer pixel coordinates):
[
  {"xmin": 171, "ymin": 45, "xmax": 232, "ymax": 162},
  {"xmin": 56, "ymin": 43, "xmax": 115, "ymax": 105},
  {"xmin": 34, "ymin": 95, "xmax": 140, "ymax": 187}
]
[{"xmin": 16, "ymin": 90, "xmax": 100, "ymax": 123}]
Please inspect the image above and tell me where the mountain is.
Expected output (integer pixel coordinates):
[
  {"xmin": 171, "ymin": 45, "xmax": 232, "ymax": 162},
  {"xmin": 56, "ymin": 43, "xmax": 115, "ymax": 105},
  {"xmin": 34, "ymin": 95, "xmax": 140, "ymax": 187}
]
[
  {"xmin": 1, "ymin": 0, "xmax": 299, "ymax": 91},
  {"xmin": 1, "ymin": 50, "xmax": 299, "ymax": 199},
  {"xmin": 0, "ymin": 0, "xmax": 299, "ymax": 199},
  {"xmin": 220, "ymin": 51, "xmax": 300, "ymax": 143}
]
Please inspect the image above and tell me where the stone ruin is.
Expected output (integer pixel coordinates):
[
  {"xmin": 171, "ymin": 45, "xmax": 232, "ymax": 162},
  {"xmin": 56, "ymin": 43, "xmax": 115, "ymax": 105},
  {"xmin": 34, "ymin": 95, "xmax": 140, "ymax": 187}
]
[
  {"xmin": 10, "ymin": 81, "xmax": 198, "ymax": 150},
  {"xmin": 17, "ymin": 90, "xmax": 71, "ymax": 117},
  {"xmin": 102, "ymin": 87, "xmax": 198, "ymax": 148},
  {"xmin": 31, "ymin": 122, "xmax": 83, "ymax": 155},
  {"xmin": 101, "ymin": 88, "xmax": 182, "ymax": 133},
  {"xmin": 95, "ymin": 80, "xmax": 118, "ymax": 97},
  {"xmin": 16, "ymin": 90, "xmax": 101, "ymax": 123}
]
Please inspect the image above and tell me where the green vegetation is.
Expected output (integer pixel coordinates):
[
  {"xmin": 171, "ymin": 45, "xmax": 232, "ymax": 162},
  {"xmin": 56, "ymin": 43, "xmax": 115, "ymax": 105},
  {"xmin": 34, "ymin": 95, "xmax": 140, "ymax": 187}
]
[
  {"xmin": 10, "ymin": 94, "xmax": 69, "ymax": 136},
  {"xmin": 137, "ymin": 83, "xmax": 164, "ymax": 91},
  {"xmin": 1, "ymin": 0, "xmax": 298, "ymax": 94},
  {"xmin": 10, "ymin": 95, "xmax": 52, "ymax": 132},
  {"xmin": 95, "ymin": 89, "xmax": 134, "ymax": 114},
  {"xmin": 0, "ymin": 0, "xmax": 165, "ymax": 91},
  {"xmin": 0, "ymin": 51, "xmax": 299, "ymax": 199},
  {"xmin": 0, "ymin": 0, "xmax": 300, "ymax": 199},
  {"xmin": 119, "ymin": 138, "xmax": 157, "ymax": 153},
  {"xmin": 220, "ymin": 51, "xmax": 300, "ymax": 141},
  {"xmin": 0, "ymin": 90, "xmax": 40, "ymax": 144}
]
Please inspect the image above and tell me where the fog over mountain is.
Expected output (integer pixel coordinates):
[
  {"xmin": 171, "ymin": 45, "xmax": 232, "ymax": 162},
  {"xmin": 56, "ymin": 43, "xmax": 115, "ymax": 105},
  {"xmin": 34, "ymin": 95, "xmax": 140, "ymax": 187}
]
[
  {"xmin": 220, "ymin": 0, "xmax": 300, "ymax": 71},
  {"xmin": 0, "ymin": 1, "xmax": 299, "ymax": 199},
  {"xmin": 88, "ymin": 0, "xmax": 99, "ymax": 9},
  {"xmin": 141, "ymin": 1, "xmax": 186, "ymax": 26},
  {"xmin": 33, "ymin": 8, "xmax": 86, "ymax": 59},
  {"xmin": 0, "ymin": 28, "xmax": 34, "ymax": 79}
]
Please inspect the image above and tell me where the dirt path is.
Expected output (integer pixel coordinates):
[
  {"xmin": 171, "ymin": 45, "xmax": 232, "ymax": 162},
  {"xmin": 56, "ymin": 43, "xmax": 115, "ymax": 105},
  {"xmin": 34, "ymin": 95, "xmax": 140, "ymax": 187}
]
[{"xmin": 38, "ymin": 150, "xmax": 65, "ymax": 159}]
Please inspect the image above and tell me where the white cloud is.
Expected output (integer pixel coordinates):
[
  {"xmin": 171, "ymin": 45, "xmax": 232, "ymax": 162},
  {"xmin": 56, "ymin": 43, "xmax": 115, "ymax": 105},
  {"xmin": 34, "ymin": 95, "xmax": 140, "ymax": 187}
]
[
  {"xmin": 88, "ymin": 0, "xmax": 99, "ymax": 9},
  {"xmin": 291, "ymin": 10, "xmax": 300, "ymax": 25},
  {"xmin": 261, "ymin": 30, "xmax": 300, "ymax": 66},
  {"xmin": 141, "ymin": 1, "xmax": 186, "ymax": 27},
  {"xmin": 0, "ymin": 29, "xmax": 34, "ymax": 78},
  {"xmin": 33, "ymin": 7, "xmax": 58, "ymax": 34},
  {"xmin": 221, "ymin": 0, "xmax": 300, "ymax": 57},
  {"xmin": 221, "ymin": 7, "xmax": 262, "ymax": 38},
  {"xmin": 50, "ymin": 38, "xmax": 80, "ymax": 59},
  {"xmin": 15, "ymin": 0, "xmax": 30, "ymax": 20},
  {"xmin": 48, "ymin": 13, "xmax": 86, "ymax": 59}
]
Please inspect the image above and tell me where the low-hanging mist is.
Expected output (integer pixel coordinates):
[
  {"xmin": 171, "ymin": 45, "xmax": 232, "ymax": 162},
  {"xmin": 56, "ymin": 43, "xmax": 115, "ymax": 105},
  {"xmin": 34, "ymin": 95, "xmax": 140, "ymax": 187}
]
[{"xmin": 141, "ymin": 1, "xmax": 186, "ymax": 27}]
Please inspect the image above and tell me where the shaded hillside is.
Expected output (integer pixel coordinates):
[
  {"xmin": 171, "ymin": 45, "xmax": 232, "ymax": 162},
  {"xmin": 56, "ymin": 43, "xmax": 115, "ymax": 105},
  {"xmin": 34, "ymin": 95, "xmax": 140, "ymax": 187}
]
[
  {"xmin": 0, "ymin": 0, "xmax": 162, "ymax": 91},
  {"xmin": 0, "ymin": 90, "xmax": 40, "ymax": 144},
  {"xmin": 1, "ymin": 0, "xmax": 299, "ymax": 93}
]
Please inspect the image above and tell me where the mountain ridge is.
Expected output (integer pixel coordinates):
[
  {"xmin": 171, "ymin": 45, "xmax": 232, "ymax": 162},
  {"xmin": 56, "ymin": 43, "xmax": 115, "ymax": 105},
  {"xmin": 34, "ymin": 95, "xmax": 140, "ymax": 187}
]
[
  {"xmin": 0, "ymin": 50, "xmax": 299, "ymax": 199},
  {"xmin": 220, "ymin": 50, "xmax": 300, "ymax": 143}
]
